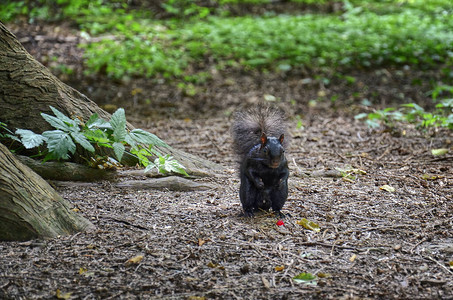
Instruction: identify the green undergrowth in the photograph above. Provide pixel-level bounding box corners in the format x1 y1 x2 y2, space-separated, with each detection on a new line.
355 85 453 130
1 106 188 175
80 2 453 79
2 0 452 80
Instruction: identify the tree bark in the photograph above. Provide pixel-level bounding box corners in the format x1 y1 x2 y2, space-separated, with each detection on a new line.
16 155 116 181
0 143 94 241
0 22 111 134
0 22 222 173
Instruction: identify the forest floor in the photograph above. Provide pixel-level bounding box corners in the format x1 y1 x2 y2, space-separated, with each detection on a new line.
1 22 452 299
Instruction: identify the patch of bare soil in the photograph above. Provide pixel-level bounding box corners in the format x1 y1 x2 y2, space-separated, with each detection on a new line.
1 22 452 299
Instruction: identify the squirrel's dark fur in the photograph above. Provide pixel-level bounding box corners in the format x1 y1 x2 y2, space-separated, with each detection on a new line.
231 105 289 217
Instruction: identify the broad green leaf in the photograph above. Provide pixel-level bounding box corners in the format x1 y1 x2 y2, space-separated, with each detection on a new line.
86 113 112 130
296 218 320 232
144 162 156 173
130 129 168 147
124 132 137 149
110 108 127 142
70 132 95 152
42 130 76 160
431 148 448 156
41 113 70 132
85 113 100 128
365 119 380 129
4 133 21 142
15 129 47 149
83 129 111 144
154 154 188 176
49 106 78 127
293 272 317 285
354 113 368 120
380 184 395 192
113 141 125 162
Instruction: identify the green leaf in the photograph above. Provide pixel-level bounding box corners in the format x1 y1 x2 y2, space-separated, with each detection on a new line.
124 132 137 149
42 130 76 160
293 272 317 285
129 129 168 147
144 162 156 173
49 106 78 127
85 113 99 128
15 129 47 149
70 132 95 152
0 122 15 135
85 113 112 130
110 108 127 142
83 129 111 144
113 141 125 162
4 133 21 142
354 113 368 120
41 113 70 132
431 148 448 156
154 154 188 176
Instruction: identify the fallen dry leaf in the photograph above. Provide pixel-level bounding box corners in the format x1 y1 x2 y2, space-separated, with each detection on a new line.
125 255 144 265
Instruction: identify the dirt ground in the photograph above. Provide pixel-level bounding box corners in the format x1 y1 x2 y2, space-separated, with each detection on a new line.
1 22 453 299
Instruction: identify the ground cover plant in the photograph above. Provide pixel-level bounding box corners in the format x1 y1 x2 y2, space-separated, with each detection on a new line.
3 0 453 79
2 106 187 175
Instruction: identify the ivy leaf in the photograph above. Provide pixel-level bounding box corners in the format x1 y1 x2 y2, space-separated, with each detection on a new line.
42 130 76 160
15 129 47 149
113 141 125 162
70 132 95 153
110 108 127 142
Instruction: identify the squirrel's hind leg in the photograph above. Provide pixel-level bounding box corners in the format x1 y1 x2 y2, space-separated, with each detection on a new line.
270 180 288 217
239 175 260 217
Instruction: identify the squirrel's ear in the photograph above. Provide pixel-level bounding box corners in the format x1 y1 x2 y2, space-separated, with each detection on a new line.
279 134 284 144
260 133 267 147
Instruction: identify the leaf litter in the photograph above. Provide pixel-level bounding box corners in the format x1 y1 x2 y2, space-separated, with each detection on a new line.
0 21 452 300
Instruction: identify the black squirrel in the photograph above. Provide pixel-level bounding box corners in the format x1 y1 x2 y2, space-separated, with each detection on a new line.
231 105 289 217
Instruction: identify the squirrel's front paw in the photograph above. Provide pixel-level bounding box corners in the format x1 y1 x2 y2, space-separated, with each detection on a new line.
255 179 265 189
243 210 255 218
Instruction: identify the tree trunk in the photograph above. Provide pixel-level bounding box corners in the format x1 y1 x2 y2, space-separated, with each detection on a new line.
0 23 111 134
0 143 94 241
16 155 116 181
0 22 222 173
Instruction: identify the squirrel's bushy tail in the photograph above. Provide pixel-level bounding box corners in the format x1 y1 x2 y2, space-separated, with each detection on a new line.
231 104 288 159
